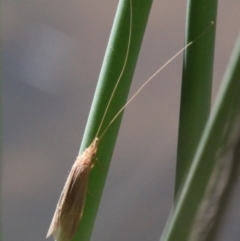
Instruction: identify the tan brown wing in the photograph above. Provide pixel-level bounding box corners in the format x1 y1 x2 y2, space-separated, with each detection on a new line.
46 155 92 241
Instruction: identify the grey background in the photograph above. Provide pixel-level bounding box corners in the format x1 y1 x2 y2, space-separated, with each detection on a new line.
3 0 240 241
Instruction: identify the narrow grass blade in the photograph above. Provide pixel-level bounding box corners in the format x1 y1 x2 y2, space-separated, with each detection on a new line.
175 0 218 195
72 1 153 241
160 30 240 241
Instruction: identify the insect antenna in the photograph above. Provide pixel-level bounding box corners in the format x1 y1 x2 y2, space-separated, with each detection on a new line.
95 0 133 139
98 42 191 140
98 21 214 141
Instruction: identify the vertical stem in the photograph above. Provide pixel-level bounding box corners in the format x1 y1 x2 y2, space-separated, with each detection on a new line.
175 0 218 196
73 1 153 240
160 30 240 241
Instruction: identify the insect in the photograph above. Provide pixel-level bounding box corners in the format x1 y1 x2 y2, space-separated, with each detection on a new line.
46 137 99 241
46 0 212 240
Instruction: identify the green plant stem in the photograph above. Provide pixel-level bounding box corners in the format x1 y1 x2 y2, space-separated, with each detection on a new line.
160 29 240 241
175 0 218 196
72 1 153 241
204 31 240 241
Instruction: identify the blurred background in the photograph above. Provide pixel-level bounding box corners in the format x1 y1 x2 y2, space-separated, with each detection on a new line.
3 0 240 241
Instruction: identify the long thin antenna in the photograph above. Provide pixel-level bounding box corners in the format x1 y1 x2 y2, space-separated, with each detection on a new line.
98 42 192 140
98 21 214 140
95 0 133 138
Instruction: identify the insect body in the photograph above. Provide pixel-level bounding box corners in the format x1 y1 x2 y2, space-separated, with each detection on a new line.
46 138 99 241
